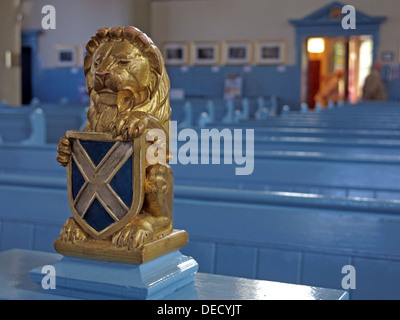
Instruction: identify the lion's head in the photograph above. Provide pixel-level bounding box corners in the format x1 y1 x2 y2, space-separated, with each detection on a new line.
83 26 171 133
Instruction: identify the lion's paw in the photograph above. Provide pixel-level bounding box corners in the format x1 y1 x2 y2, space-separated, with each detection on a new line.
59 217 88 243
111 225 153 250
111 111 148 140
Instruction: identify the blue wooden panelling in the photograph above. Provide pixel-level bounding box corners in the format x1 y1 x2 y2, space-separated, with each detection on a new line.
0 105 86 144
180 240 215 274
171 153 400 200
352 257 400 300
1 179 400 299
0 185 69 227
173 193 400 260
376 191 400 201
166 65 300 109
257 248 301 284
0 114 31 142
301 253 352 290
215 243 258 279
347 189 375 199
37 68 86 104
33 225 61 252
34 65 300 110
0 221 35 251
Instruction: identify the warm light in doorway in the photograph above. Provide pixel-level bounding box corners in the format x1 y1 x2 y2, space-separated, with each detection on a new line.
308 38 325 53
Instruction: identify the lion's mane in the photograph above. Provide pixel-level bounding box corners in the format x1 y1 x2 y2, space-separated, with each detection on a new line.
84 26 171 132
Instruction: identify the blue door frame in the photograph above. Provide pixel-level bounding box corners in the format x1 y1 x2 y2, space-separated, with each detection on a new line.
289 1 386 104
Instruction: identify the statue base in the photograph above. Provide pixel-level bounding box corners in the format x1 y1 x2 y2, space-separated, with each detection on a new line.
54 229 189 265
30 250 198 300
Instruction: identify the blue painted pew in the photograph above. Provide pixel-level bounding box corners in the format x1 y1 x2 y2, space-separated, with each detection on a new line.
281 108 400 119
210 125 400 141
5 107 400 153
175 133 400 156
0 172 399 299
172 151 400 200
0 109 32 143
170 96 277 126
231 103 400 129
2 141 400 200
239 118 400 130
0 98 260 144
251 136 400 155
1 143 400 200
249 101 400 126
325 101 400 110
0 106 87 144
2 100 399 147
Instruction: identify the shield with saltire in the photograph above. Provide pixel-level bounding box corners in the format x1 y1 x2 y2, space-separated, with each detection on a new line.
66 130 145 240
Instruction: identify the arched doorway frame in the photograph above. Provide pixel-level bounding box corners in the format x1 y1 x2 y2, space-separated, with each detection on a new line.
289 1 386 105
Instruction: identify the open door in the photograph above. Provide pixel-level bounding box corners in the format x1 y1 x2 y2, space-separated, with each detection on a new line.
21 46 32 105
290 2 386 109
304 35 373 108
0 0 21 106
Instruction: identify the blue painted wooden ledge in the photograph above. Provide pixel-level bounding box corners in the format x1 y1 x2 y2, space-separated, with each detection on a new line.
0 249 348 300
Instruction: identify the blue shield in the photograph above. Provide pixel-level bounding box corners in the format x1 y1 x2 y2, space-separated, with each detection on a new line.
66 131 145 239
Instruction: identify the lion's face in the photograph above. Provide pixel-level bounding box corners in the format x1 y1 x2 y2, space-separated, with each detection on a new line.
84 27 171 134
89 40 152 107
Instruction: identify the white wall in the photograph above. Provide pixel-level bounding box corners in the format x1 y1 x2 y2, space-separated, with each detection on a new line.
150 0 400 66
0 0 21 105
19 0 400 68
21 0 151 68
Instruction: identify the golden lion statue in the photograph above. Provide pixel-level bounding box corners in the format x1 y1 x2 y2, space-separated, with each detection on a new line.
55 27 179 260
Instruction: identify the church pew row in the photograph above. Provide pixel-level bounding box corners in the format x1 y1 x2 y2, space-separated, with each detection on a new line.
196 111 400 129
239 117 400 130
0 97 266 143
6 120 400 146
173 152 400 200
316 101 400 111
3 128 400 161
281 110 400 120
0 173 400 299
0 107 86 144
207 125 400 140
292 101 400 116
287 102 400 114
171 95 280 122
225 103 400 129
252 136 400 155
1 99 399 144
170 99 400 122
175 133 400 156
3 106 400 149
1 143 400 200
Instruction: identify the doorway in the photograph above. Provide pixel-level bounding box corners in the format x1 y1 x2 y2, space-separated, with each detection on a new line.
21 30 40 105
303 35 373 109
21 46 33 105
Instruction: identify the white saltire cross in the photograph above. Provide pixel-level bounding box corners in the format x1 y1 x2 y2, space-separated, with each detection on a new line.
72 140 133 221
